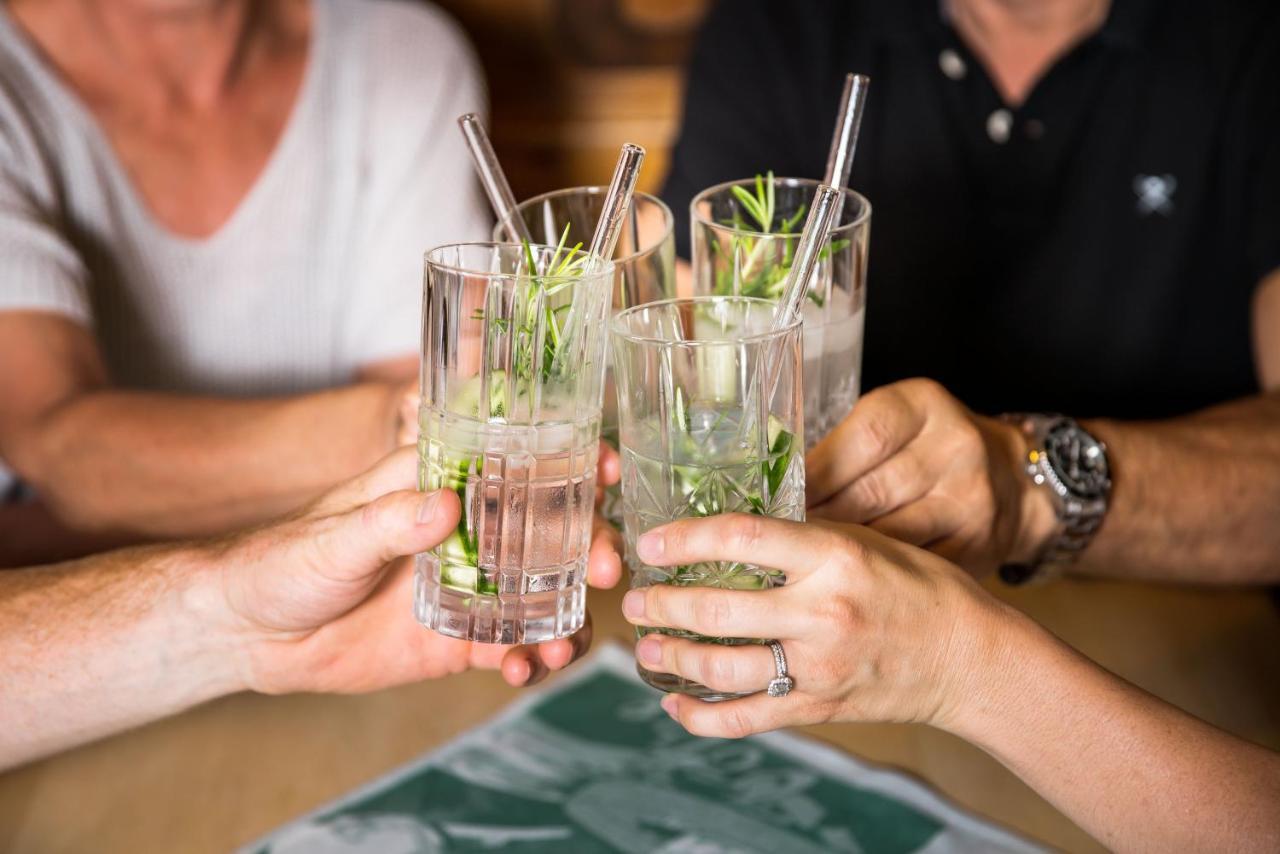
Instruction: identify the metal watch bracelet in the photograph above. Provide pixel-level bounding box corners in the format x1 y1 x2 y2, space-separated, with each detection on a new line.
998 414 1111 585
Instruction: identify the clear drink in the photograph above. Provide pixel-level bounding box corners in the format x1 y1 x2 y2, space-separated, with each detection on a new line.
801 294 866 442
498 188 676 528
415 409 598 644
612 297 805 701
691 176 871 448
416 242 614 644
622 405 802 618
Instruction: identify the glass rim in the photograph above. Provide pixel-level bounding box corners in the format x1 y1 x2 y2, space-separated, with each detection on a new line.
611 295 802 347
424 241 617 283
691 177 871 239
501 187 675 264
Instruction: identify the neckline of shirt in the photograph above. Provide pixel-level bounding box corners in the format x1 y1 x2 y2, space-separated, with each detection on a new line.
874 0 1158 51
0 0 331 253
918 0 1136 119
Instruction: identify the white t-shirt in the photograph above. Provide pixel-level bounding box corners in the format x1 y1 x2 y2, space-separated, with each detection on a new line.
0 0 490 397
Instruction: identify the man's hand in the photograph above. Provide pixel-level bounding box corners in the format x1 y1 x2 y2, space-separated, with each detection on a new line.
806 378 1055 575
212 447 615 695
0 444 623 770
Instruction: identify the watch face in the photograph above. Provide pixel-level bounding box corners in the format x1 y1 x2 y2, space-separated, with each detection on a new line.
1044 422 1110 499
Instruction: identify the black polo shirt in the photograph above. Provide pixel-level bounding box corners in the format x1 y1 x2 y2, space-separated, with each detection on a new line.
662 0 1280 418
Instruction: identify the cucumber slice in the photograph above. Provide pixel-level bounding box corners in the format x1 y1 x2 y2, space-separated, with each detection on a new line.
767 415 788 451
439 564 499 596
448 371 509 419
764 424 795 499
440 564 478 590
426 455 474 493
439 529 474 565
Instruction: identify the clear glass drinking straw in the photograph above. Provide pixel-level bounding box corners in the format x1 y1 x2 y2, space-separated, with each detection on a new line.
552 141 646 379
824 74 871 193
457 113 534 245
744 183 843 446
774 183 844 327
587 143 647 266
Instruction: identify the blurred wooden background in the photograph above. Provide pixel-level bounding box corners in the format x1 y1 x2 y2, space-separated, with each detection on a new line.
432 0 711 197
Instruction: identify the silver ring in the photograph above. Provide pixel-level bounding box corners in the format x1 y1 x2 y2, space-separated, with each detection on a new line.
766 640 794 698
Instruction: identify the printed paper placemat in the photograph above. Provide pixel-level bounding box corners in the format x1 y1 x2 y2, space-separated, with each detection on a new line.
244 643 1040 853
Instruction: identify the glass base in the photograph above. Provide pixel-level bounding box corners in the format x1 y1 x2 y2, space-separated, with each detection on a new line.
636 663 749 702
414 557 586 644
633 628 770 700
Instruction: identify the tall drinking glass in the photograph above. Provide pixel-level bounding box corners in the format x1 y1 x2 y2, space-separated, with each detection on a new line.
499 188 676 523
691 178 871 446
612 296 805 700
416 243 615 644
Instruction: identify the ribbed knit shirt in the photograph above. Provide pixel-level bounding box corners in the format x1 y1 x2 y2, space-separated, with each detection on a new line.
0 0 488 396
0 0 490 495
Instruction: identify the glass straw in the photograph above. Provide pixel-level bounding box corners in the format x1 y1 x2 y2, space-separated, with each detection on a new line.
587 143 646 268
738 183 842 446
773 183 844 327
457 113 534 245
824 74 871 191
548 142 645 376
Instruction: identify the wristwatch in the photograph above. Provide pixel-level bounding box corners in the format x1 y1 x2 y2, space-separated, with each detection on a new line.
998 414 1112 585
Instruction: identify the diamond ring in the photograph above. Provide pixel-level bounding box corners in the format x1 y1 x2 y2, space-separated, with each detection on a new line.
766 640 794 698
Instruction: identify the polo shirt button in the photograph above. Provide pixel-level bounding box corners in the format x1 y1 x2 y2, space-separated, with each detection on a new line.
939 49 967 80
1025 119 1046 139
987 108 1013 144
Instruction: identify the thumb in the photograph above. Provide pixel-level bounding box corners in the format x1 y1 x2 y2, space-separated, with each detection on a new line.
304 487 462 586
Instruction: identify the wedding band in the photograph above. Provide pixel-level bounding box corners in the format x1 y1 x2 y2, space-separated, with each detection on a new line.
766 640 794 698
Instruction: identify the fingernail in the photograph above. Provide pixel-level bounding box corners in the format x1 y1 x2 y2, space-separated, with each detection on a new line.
637 530 664 561
417 490 442 524
514 658 533 685
660 694 678 719
622 590 645 620
635 635 662 665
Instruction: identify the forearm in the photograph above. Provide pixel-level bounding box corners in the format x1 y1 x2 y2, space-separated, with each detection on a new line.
950 605 1280 853
5 384 399 538
1071 393 1280 583
0 546 242 771
0 500 132 568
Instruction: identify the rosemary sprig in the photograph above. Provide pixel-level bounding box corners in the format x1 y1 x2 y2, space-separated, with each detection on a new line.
469 223 592 394
716 171 850 309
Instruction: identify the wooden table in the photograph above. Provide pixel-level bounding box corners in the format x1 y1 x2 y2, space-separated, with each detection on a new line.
2 577 1277 853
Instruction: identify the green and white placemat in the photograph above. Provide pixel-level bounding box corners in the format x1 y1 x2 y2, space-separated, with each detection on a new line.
244 644 1040 853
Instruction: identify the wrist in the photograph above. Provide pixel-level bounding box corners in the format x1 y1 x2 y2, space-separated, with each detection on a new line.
933 592 1045 742
996 419 1058 565
173 543 257 698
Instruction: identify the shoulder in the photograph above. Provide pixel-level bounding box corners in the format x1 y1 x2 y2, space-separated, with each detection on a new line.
1148 0 1280 77
0 22 67 203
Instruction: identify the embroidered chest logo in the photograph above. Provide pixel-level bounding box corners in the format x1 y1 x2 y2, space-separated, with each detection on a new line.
1133 174 1176 216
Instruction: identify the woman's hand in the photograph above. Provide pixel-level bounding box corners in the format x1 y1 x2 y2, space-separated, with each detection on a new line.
214 447 614 695
620 513 1015 738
